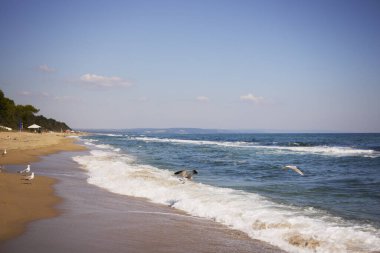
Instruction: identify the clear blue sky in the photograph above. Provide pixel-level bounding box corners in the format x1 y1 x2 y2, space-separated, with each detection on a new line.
1 0 379 132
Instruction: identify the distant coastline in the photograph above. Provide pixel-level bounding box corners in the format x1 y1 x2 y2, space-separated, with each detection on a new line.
76 127 380 135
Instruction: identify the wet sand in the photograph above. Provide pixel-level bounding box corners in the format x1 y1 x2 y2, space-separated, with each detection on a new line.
0 173 60 242
0 152 285 253
0 131 86 242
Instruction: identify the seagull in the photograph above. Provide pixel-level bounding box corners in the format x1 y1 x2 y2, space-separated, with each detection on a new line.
2 149 6 156
174 170 198 180
23 172 34 181
18 164 31 174
283 165 304 176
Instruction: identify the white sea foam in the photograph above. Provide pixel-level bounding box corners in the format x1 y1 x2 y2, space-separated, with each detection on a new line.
131 136 258 148
84 139 120 152
131 137 380 158
73 147 380 253
103 133 123 137
263 145 380 158
66 135 80 138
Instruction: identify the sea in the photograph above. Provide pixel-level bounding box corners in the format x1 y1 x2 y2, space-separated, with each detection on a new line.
73 131 380 253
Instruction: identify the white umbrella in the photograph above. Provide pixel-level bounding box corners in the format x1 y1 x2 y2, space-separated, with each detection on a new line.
28 124 41 129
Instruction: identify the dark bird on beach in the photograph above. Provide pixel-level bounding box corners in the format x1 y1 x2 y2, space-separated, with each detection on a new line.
283 165 304 176
174 170 198 180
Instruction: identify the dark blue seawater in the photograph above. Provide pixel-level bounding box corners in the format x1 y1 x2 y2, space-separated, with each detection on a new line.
82 132 380 228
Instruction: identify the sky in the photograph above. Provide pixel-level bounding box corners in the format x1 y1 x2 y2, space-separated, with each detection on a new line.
1 0 379 132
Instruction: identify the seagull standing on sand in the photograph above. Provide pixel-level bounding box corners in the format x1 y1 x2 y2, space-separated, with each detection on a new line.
174 170 198 180
23 172 34 181
18 164 31 174
283 165 304 176
2 149 6 156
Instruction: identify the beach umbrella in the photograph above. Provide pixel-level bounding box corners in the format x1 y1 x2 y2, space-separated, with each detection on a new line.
27 124 41 129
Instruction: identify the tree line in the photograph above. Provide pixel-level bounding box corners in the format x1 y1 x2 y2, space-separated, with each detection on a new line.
0 89 71 132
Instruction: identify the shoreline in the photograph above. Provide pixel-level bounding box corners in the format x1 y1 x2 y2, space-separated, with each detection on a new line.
0 173 60 242
0 132 285 252
0 131 86 243
0 151 285 253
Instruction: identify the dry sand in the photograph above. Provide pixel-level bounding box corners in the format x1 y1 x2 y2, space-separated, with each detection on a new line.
0 131 86 242
0 132 86 165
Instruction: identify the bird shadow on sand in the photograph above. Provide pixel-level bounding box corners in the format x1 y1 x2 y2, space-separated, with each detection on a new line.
20 179 33 184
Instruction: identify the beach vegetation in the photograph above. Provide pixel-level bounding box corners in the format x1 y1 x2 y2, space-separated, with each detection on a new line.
0 89 70 131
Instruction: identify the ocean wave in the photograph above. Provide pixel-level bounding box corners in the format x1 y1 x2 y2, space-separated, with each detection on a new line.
260 145 380 158
131 136 258 147
287 142 315 147
103 133 124 137
66 135 80 138
83 139 120 152
91 133 124 137
131 137 380 158
73 148 380 253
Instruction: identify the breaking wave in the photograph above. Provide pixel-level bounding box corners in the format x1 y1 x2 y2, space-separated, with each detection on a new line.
131 137 380 158
73 145 380 253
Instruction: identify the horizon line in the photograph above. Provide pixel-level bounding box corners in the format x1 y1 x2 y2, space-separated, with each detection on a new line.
72 127 380 134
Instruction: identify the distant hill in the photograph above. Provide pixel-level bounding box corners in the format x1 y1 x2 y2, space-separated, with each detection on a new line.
81 128 267 135
0 89 71 132
122 128 234 135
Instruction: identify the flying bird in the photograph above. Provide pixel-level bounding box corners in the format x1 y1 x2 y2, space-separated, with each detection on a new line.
283 165 304 176
174 170 198 180
18 164 31 174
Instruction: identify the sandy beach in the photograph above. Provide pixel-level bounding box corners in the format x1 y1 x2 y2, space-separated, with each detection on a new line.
0 132 86 165
0 131 285 252
0 152 285 253
0 173 60 242
0 131 86 242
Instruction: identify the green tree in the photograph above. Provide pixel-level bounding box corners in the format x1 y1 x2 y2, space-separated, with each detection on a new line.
0 90 17 128
0 89 71 131
15 104 40 127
